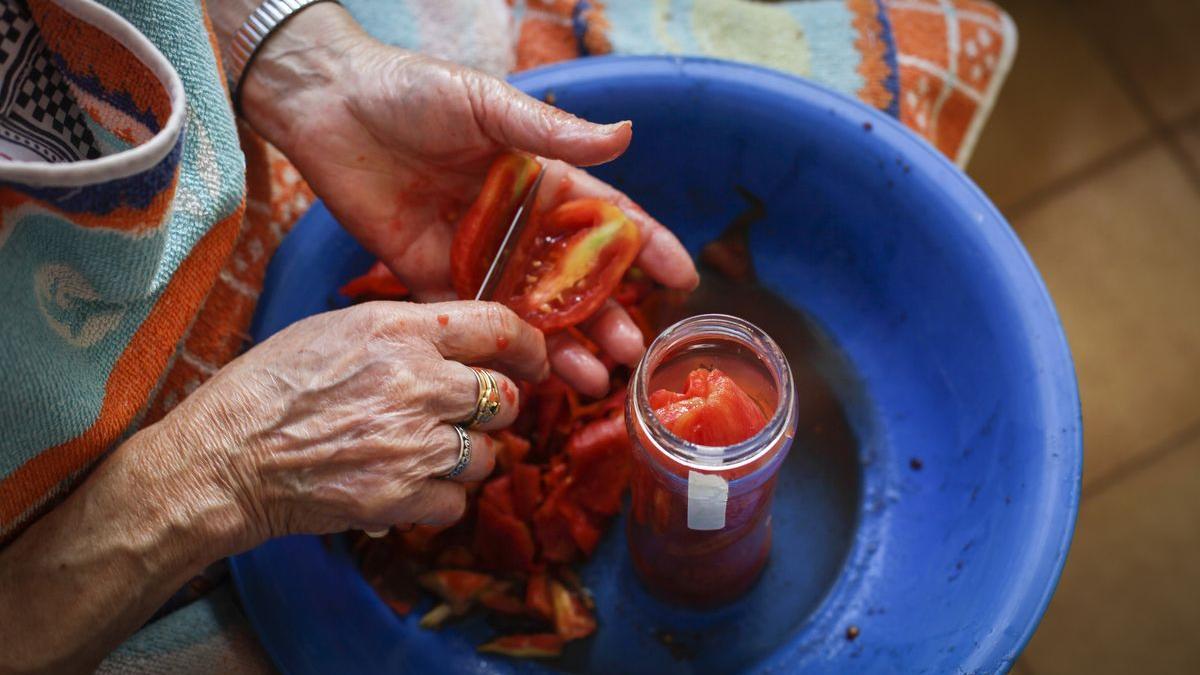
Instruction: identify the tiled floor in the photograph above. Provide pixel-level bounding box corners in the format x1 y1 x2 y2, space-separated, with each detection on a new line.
967 1 1200 673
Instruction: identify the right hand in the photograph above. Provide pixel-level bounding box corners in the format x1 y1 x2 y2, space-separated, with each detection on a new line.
158 301 547 546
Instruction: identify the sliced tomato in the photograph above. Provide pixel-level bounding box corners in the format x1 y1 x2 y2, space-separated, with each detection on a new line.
478 633 565 658
499 199 641 332
511 463 543 522
495 430 531 470
480 475 515 515
565 415 631 516
434 545 475 570
478 581 527 615
451 152 543 298
525 572 554 620
418 570 494 613
650 368 770 446
475 498 536 573
339 261 409 301
532 484 579 564
550 580 597 640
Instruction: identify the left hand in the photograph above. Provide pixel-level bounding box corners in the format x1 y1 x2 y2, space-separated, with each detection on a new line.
238 3 698 397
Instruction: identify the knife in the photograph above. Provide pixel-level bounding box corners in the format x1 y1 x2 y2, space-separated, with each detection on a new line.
475 168 545 301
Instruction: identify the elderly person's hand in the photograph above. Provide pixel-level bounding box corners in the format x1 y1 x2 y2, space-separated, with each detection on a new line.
178 301 543 538
234 3 698 397
0 300 541 672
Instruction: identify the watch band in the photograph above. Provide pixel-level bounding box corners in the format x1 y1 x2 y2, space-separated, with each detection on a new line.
226 0 338 110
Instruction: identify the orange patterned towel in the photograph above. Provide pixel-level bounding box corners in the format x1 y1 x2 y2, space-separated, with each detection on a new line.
342 0 1016 167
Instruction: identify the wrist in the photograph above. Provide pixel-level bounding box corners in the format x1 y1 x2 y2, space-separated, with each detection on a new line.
119 421 259 565
236 1 364 149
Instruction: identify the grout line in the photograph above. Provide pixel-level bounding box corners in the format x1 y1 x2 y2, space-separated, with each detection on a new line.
1083 417 1200 501
1057 0 1200 195
1000 134 1157 221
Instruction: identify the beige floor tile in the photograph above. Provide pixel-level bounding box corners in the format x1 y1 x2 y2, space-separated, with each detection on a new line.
1179 118 1200 166
1021 436 1200 674
1013 144 1200 484
1066 0 1200 123
967 0 1149 209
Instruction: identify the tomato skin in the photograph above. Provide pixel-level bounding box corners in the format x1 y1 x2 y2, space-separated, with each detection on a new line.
478 633 565 658
650 368 769 446
565 415 631 516
417 570 494 613
339 261 409 300
502 199 641 333
450 152 543 299
475 498 537 573
524 572 554 620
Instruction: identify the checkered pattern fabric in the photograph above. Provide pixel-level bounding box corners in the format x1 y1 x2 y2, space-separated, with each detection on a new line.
0 0 99 162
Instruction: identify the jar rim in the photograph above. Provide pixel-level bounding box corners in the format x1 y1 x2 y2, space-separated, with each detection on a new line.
630 313 796 470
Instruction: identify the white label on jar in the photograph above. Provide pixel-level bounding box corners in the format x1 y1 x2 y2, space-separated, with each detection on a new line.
687 471 729 530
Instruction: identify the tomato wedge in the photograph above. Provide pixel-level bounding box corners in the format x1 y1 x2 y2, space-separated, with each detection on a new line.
451 152 543 299
478 633 565 658
498 199 640 332
650 368 770 446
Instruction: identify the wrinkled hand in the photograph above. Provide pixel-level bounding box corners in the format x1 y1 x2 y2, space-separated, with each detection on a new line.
239 4 698 396
163 301 545 541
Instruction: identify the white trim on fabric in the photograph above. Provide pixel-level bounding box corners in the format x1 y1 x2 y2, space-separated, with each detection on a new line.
957 8 1017 167
0 0 186 187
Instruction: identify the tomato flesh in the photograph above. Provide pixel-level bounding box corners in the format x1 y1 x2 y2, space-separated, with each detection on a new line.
478 633 565 658
650 368 769 446
450 152 543 299
501 199 640 332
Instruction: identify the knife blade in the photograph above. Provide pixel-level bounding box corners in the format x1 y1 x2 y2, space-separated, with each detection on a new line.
474 169 545 301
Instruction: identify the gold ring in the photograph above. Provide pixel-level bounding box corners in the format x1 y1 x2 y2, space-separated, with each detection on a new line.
462 367 501 427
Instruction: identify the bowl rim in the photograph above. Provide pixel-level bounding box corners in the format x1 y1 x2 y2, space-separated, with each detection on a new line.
233 54 1083 672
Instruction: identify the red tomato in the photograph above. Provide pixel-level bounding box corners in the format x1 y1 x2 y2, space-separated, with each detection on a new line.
498 199 641 332
650 368 770 446
478 633 565 658
417 570 494 613
475 499 536 573
524 572 554 620
339 261 409 300
450 152 543 299
511 463 543 522
565 416 631 516
478 581 526 615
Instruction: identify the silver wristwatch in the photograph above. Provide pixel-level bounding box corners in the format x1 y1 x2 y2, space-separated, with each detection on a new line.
225 0 339 109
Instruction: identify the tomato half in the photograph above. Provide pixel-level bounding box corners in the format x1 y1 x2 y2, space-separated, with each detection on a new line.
498 199 640 332
650 368 770 446
450 152 543 299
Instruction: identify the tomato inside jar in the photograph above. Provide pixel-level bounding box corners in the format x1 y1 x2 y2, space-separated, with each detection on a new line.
625 314 797 607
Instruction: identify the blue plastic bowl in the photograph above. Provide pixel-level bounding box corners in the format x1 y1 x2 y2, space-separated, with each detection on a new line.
231 56 1081 674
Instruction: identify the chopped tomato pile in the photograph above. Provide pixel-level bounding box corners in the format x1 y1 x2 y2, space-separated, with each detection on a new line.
347 153 657 659
353 332 643 658
650 368 769 446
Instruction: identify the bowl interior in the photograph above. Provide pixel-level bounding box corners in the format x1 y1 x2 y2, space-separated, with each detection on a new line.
232 56 1081 674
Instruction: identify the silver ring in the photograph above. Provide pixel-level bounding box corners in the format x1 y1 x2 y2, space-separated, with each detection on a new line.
442 425 472 479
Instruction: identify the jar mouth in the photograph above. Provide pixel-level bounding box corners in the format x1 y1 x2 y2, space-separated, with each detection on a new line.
631 313 796 471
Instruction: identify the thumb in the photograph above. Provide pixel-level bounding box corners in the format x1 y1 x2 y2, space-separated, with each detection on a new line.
470 74 632 167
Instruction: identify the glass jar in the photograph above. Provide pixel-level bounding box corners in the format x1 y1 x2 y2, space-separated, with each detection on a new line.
625 314 797 607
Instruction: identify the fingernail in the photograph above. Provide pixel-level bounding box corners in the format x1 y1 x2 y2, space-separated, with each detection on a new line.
601 120 631 135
